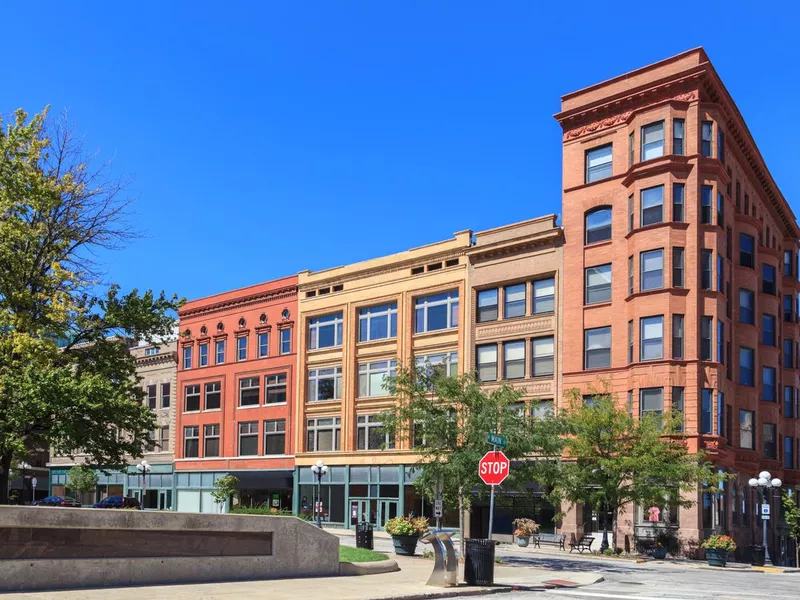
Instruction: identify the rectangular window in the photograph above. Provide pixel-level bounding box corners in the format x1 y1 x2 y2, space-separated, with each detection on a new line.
476 290 498 323
739 346 755 386
585 326 611 369
717 321 724 364
739 410 755 449
673 119 684 155
306 417 341 452
672 387 684 432
718 129 725 163
640 387 664 417
258 332 269 358
215 340 225 364
701 185 713 224
265 373 287 404
204 424 220 458
531 399 554 420
718 192 725 226
415 291 458 333
672 183 684 222
416 352 458 380
786 437 795 469
785 339 794 369
145 347 159 357
504 283 526 318
532 278 555 314
701 316 713 360
585 144 612 183
161 382 171 408
183 346 192 370
476 344 498 382
308 366 343 402
672 315 684 360
763 367 776 402
701 250 713 290
358 360 397 397
264 419 286 455
739 234 755 268
238 421 259 456
628 256 634 295
359 302 398 341
701 121 713 157
762 264 776 295
701 389 713 434
785 250 793 277
199 343 209 367
672 247 684 288
629 131 634 166
504 341 526 379
184 384 200 412
717 255 724 292
586 207 612 243
727 226 732 260
785 386 795 418
641 121 664 160
740 289 755 324
763 423 777 459
628 194 634 232
146 384 157 409
239 376 260 406
532 336 554 377
585 264 612 304
184 426 199 458
763 313 776 346
309 312 344 349
205 381 221 410
640 315 664 361
640 249 663 291
628 320 633 364
237 336 247 361
280 328 291 354
785 295 794 322
160 426 170 452
641 185 664 226
357 415 394 451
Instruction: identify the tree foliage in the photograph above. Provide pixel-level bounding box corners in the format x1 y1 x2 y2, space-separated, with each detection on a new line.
782 492 800 567
0 107 182 503
548 388 725 546
211 474 239 511
66 464 99 495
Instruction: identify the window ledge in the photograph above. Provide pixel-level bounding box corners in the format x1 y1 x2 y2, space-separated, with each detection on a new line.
357 337 398 347
182 410 201 415
308 345 344 354
203 408 222 413
237 404 262 410
624 221 690 239
626 287 689 301
584 301 612 309
264 402 288 407
584 239 612 250
306 399 342 406
413 327 458 338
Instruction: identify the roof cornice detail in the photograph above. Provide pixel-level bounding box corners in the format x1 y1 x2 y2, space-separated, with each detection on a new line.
179 286 297 318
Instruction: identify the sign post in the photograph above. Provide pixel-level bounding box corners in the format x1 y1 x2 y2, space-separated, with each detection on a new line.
479 447 510 541
31 477 37 503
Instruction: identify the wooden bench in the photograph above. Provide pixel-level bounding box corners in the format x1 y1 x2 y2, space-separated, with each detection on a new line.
569 535 595 554
533 532 566 551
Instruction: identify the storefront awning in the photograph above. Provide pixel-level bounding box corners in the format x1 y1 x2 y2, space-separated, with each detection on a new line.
228 470 293 490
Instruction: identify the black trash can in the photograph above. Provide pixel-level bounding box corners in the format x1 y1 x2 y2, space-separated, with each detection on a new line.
356 521 374 550
751 545 765 567
464 538 496 586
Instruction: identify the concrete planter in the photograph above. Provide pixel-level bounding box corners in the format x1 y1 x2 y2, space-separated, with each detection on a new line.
391 534 419 556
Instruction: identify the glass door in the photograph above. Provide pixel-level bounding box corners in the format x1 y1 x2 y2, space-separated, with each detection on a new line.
158 490 172 510
379 500 398 528
350 500 369 526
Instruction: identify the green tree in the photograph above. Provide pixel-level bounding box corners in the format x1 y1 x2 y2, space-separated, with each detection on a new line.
379 365 561 556
782 492 800 567
0 108 181 503
66 464 99 499
550 388 724 550
211 474 239 512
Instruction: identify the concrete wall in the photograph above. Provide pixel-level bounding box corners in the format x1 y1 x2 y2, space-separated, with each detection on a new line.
0 506 339 592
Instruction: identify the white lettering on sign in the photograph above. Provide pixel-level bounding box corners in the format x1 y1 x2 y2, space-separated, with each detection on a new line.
480 462 509 475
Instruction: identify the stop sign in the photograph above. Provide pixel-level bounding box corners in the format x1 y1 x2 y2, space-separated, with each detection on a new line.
479 451 510 486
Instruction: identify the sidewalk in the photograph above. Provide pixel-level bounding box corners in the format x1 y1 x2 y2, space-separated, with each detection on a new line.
1 553 603 600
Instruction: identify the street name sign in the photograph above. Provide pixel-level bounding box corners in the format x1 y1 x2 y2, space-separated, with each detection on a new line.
486 432 507 448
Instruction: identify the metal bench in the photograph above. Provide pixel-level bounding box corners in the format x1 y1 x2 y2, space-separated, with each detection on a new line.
533 532 566 551
569 535 595 554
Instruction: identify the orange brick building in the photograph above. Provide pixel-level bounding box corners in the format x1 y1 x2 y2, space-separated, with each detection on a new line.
555 48 799 555
174 276 297 512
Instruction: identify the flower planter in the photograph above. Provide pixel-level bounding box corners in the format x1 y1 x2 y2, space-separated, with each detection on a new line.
392 534 419 556
650 547 667 560
516 536 530 548
705 548 727 567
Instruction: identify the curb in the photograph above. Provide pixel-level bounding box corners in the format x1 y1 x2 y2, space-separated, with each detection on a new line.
340 558 400 576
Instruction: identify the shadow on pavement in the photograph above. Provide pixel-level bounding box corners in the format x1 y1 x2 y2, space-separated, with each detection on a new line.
500 554 646 574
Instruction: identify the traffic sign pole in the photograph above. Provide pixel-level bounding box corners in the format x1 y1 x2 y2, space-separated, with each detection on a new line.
479 447 510 541
488 445 496 541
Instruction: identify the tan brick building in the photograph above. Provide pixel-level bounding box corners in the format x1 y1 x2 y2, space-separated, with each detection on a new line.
555 48 800 557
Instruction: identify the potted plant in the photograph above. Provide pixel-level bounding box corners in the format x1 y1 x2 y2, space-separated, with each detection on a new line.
650 541 667 560
701 534 736 567
385 516 429 556
513 518 539 547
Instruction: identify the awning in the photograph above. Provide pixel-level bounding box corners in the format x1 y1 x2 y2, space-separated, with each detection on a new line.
228 470 293 490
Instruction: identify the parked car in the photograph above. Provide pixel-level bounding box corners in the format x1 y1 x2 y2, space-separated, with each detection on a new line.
92 495 141 509
34 495 82 507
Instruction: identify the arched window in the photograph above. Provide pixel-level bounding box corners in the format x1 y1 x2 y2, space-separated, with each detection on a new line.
585 206 612 244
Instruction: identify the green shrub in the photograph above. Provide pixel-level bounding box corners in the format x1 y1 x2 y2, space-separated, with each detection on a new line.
229 507 312 521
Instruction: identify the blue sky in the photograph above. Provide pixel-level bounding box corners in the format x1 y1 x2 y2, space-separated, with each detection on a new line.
4 1 798 301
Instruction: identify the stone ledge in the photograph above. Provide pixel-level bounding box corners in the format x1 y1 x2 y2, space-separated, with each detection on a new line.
340 558 400 576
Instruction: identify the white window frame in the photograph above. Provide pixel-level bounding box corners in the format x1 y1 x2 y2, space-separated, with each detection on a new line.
309 313 345 349
215 339 225 364
357 414 394 450
358 303 398 342
640 315 664 361
204 381 221 410
239 376 260 407
504 340 526 380
258 332 269 358
238 421 259 457
184 384 200 413
264 419 286 455
280 328 291 354
358 360 397 398
640 249 664 291
308 366 343 402
265 373 287 404
183 425 199 458
532 278 555 314
306 417 341 452
532 336 554 377
236 336 248 361
414 291 459 333
203 424 220 457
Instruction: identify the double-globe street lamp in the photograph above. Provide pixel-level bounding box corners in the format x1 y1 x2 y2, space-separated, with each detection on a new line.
18 461 32 505
748 471 782 565
136 459 151 508
310 460 328 529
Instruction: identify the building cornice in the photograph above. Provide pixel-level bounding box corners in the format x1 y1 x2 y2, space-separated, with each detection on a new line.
134 351 178 367
467 229 562 263
179 285 298 318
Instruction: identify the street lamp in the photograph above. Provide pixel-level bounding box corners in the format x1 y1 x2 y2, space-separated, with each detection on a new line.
136 460 151 508
18 462 31 505
310 460 328 529
749 470 782 565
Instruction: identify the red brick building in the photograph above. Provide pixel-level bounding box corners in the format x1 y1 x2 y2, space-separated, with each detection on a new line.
174 276 297 512
555 48 799 557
